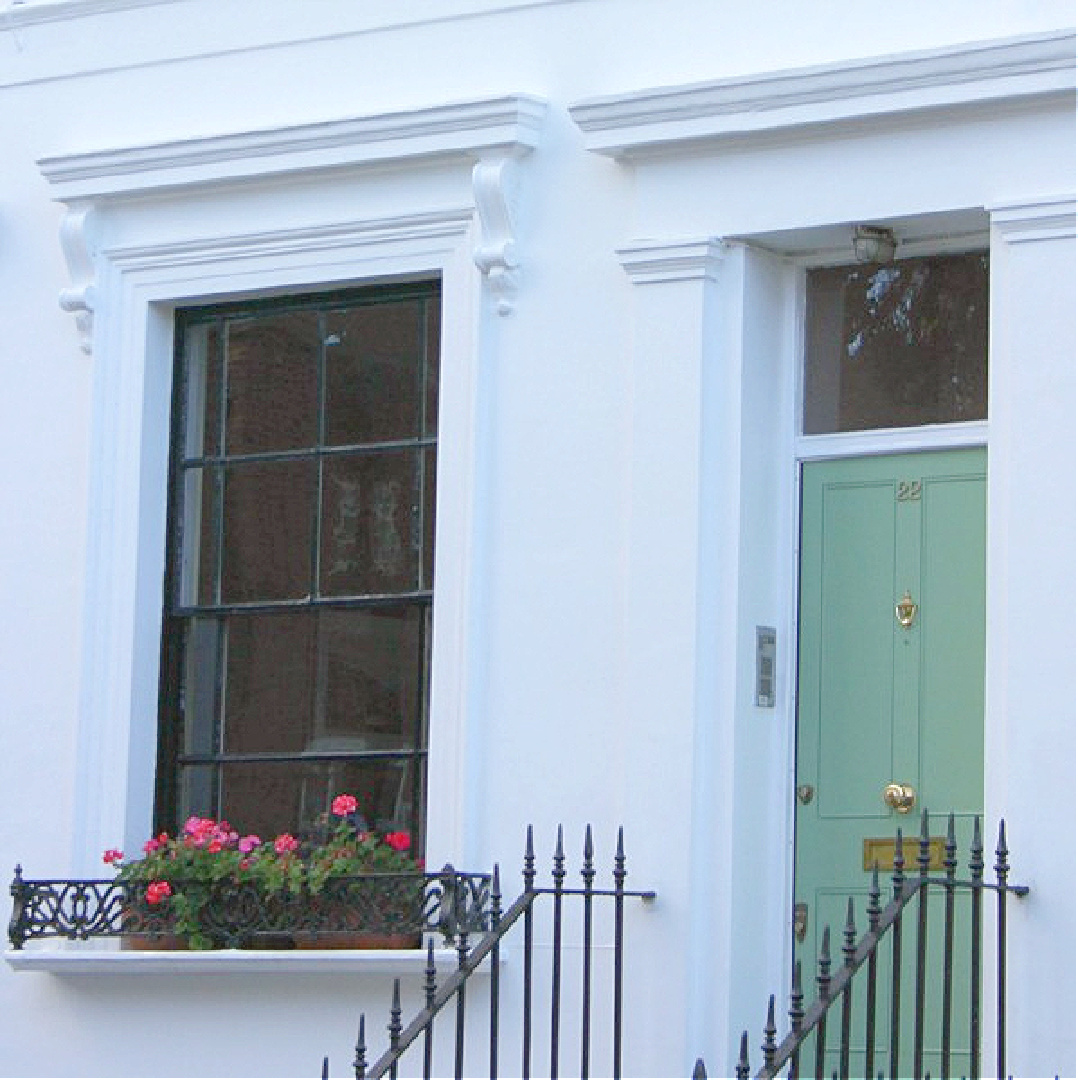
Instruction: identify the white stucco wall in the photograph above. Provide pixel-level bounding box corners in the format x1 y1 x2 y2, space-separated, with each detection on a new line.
0 2 1073 1076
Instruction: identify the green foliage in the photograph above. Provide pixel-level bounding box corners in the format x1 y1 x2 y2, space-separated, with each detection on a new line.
108 796 421 948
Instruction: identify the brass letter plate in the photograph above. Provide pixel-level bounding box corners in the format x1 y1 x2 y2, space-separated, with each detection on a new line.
863 836 946 872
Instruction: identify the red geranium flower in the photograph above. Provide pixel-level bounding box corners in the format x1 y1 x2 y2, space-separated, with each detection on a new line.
384 831 411 853
145 881 172 905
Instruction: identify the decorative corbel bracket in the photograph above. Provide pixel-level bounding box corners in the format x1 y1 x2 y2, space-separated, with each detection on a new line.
58 205 98 354
472 158 520 316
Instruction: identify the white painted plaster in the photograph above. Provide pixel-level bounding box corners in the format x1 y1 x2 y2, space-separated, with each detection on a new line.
0 4 1073 1076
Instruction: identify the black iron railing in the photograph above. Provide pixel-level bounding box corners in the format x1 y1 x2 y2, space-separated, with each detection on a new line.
8 867 491 949
713 812 1026 1080
323 825 655 1080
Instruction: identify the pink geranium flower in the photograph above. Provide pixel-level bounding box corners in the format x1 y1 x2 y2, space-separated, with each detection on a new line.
102 848 124 866
274 833 299 855
238 835 261 854
331 793 358 817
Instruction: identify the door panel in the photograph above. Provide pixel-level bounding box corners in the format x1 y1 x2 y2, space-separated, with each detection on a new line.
795 448 986 1074
919 473 986 814
815 477 897 820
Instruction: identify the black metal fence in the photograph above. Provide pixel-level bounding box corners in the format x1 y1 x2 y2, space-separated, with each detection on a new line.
323 825 655 1080
718 813 1026 1080
8 867 491 949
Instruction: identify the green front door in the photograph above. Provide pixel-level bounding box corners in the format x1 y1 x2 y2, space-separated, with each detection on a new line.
794 448 986 1075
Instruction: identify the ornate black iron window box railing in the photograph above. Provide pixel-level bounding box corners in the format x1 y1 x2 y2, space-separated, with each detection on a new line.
8 866 491 951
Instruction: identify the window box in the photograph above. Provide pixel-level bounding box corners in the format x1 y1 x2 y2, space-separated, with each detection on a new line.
8 867 490 952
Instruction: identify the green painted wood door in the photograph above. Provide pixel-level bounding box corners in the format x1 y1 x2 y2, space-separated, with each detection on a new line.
795 448 986 1075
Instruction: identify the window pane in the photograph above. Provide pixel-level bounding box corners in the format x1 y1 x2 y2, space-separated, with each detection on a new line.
219 607 426 755
310 607 427 751
803 253 988 434
177 466 221 607
209 758 423 843
181 322 222 459
422 447 436 591
225 312 319 454
180 617 222 756
221 459 315 602
424 297 440 439
221 612 315 755
320 450 421 596
178 764 217 830
324 300 424 445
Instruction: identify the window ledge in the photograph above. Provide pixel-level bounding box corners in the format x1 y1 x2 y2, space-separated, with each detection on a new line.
4 946 493 976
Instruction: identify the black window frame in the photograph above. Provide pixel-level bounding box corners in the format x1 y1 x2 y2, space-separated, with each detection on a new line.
154 279 441 848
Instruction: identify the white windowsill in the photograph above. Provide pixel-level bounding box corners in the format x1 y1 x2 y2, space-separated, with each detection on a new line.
4 946 495 976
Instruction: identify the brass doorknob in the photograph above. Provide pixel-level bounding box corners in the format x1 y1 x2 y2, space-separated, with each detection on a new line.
883 782 916 813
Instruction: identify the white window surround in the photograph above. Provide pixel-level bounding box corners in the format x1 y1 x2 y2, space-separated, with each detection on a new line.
40 93 546 880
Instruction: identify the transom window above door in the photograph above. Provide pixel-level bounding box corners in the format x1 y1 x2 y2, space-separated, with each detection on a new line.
803 252 988 435
156 281 441 851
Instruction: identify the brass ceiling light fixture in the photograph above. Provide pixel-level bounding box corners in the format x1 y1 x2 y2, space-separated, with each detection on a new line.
852 224 897 264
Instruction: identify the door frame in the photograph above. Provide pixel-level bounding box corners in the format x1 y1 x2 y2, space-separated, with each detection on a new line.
783 251 991 988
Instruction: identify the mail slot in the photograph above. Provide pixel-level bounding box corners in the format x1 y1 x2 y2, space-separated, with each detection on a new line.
863 836 946 872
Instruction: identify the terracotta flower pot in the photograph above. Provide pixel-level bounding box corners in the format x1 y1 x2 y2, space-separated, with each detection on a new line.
291 930 421 950
121 932 190 951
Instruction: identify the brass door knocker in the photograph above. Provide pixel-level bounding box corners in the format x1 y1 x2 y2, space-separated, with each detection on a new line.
895 591 918 629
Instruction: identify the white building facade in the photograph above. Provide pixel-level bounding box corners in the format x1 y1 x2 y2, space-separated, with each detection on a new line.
0 2 1073 1076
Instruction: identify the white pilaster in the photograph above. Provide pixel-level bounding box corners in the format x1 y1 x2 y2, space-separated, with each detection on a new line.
985 195 1076 1078
619 237 788 1070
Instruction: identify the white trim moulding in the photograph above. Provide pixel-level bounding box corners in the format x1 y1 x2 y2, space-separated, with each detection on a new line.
38 94 548 201
1 0 181 26
617 238 726 285
569 30 1076 159
989 195 1077 243
795 421 990 463
3 0 581 29
4 947 496 976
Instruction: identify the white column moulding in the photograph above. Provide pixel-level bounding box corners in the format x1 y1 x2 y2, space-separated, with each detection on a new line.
35 92 547 875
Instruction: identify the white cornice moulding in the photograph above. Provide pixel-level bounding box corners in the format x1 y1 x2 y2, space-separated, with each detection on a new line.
570 30 1076 159
5 0 579 30
618 238 726 285
37 95 547 201
989 195 1077 243
38 94 547 348
3 0 181 25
